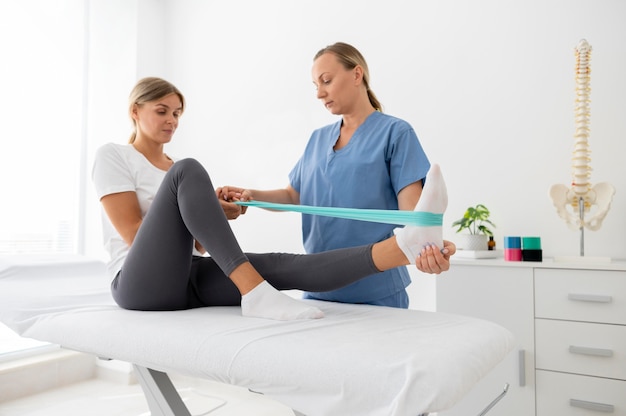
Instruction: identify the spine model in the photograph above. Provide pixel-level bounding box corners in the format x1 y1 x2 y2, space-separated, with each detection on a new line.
571 39 592 201
549 39 615 232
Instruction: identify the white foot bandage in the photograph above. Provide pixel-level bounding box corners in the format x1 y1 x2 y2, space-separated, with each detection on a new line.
241 281 324 320
396 164 448 264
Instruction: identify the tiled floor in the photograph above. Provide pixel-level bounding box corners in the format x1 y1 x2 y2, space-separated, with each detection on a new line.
0 373 296 416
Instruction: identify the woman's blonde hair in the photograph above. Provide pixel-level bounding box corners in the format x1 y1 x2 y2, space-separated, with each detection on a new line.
314 42 382 112
128 77 186 143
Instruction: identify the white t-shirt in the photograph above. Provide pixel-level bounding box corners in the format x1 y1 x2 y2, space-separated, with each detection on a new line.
92 143 195 280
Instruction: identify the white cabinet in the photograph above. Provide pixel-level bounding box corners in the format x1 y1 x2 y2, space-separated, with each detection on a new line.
434 259 626 416
535 371 625 415
534 267 626 416
436 262 535 416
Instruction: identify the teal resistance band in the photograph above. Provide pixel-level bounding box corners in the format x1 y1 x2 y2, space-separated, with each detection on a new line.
235 201 443 227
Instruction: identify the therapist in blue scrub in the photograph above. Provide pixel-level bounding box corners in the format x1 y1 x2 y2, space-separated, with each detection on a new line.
218 42 454 308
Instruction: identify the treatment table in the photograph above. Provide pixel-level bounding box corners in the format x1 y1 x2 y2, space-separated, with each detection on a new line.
0 255 514 415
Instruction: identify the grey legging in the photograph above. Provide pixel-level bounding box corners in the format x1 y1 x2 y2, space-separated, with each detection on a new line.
112 158 380 311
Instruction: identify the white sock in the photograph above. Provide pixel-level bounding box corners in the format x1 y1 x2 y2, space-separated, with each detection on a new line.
396 163 448 264
241 281 324 321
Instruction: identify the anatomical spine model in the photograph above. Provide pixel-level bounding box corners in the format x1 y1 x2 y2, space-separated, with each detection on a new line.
550 39 615 240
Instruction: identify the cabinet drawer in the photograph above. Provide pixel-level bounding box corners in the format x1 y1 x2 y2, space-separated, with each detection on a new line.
536 319 626 380
537 370 626 415
535 268 626 324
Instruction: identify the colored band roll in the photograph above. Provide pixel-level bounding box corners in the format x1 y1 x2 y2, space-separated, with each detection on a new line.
522 237 541 250
503 236 521 249
522 249 543 262
505 248 522 261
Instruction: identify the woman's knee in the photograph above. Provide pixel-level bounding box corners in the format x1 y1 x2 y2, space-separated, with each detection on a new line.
172 158 204 175
167 158 213 187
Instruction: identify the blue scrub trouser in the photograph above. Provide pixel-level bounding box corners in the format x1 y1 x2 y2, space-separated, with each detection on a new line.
304 289 409 308
368 290 409 308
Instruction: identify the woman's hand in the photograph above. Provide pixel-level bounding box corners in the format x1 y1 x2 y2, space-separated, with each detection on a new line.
219 199 244 219
194 240 206 254
415 240 456 274
216 186 252 215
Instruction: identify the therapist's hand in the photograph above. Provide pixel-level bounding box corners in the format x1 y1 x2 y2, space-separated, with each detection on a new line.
415 240 456 274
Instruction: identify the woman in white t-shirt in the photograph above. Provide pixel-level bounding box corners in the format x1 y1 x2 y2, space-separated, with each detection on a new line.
92 77 452 321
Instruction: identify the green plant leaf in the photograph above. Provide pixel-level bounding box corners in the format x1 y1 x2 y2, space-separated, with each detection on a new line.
451 204 496 235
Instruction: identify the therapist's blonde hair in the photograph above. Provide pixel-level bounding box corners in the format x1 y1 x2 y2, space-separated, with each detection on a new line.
128 77 186 144
314 42 383 112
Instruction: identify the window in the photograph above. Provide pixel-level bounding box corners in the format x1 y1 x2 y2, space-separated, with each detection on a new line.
0 0 87 359
0 323 58 363
0 0 87 255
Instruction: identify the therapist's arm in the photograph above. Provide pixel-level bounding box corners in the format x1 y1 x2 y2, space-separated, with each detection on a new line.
216 185 300 206
397 182 423 210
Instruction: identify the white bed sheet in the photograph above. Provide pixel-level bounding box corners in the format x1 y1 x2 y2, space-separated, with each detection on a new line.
0 256 514 416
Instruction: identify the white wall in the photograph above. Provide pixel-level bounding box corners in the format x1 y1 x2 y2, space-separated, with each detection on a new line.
85 0 170 259
161 0 626 256
86 0 626 307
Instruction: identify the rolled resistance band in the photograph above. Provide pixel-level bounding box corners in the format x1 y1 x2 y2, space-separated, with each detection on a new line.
235 200 443 227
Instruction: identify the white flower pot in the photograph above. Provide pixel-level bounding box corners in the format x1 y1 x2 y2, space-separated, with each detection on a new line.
456 234 489 251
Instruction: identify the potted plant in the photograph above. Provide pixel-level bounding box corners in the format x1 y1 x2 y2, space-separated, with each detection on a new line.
451 204 496 250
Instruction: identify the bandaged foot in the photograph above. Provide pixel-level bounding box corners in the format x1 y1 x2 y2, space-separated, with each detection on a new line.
396 164 448 264
241 281 324 320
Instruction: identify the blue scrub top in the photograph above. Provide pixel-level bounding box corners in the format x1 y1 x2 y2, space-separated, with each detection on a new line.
289 111 430 304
